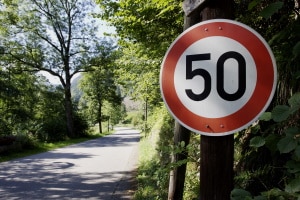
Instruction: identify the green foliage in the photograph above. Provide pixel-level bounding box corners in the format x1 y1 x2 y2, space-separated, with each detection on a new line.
293 42 300 57
0 68 41 136
114 42 162 105
231 188 252 200
250 136 266 148
95 0 183 106
233 0 300 199
39 118 67 142
127 111 144 128
237 0 299 70
154 105 175 164
73 112 90 137
0 134 36 155
95 0 298 199
0 66 89 143
0 0 105 137
183 162 200 200
34 85 68 142
96 0 183 57
268 92 300 122
79 39 122 133
14 133 37 150
0 133 106 163
277 134 297 154
0 0 101 77
134 106 172 199
271 105 291 122
234 92 300 199
260 1 284 19
134 105 200 199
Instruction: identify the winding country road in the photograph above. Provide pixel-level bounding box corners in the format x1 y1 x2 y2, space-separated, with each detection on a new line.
0 127 140 199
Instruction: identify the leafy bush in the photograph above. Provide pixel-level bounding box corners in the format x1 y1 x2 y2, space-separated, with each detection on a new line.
233 92 300 199
0 119 12 136
232 1 300 199
73 112 90 137
37 111 89 142
135 105 200 199
0 133 37 154
123 111 144 128
0 135 15 145
15 133 37 149
39 117 67 142
134 105 172 199
184 162 200 200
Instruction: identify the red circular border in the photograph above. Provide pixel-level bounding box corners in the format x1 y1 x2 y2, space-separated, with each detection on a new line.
160 20 276 135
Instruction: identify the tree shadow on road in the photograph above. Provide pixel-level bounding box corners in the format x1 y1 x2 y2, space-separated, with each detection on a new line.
0 160 136 199
0 128 140 199
70 129 140 148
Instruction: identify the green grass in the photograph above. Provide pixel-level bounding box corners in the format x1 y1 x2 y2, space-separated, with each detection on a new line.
134 134 160 199
0 132 111 163
133 130 169 200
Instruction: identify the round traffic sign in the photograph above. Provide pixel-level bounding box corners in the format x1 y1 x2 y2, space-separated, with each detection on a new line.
160 19 277 136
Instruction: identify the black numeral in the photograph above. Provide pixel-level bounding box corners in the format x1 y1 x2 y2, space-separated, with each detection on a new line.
217 51 246 101
185 51 246 101
186 54 211 101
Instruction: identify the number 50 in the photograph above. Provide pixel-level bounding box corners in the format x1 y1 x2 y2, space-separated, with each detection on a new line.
185 51 246 101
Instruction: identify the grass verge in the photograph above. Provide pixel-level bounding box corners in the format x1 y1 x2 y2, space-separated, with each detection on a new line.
134 132 162 199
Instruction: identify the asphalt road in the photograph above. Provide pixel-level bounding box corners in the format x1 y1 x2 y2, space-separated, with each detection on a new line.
0 127 140 200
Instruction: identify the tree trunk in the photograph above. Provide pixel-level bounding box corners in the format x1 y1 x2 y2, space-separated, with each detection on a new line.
65 78 75 138
98 103 103 134
107 117 110 132
98 120 102 134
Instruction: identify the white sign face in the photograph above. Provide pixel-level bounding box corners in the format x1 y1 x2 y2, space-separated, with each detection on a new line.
175 36 257 118
160 19 277 136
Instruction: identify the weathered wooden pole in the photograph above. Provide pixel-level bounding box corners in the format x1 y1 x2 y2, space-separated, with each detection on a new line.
200 136 234 199
167 3 206 199
199 1 234 199
168 123 190 200
168 1 234 199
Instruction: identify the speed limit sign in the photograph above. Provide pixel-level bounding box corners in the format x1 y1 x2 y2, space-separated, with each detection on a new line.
160 19 277 136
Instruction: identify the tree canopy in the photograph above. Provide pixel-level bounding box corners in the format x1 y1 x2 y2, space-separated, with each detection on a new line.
79 39 122 133
0 0 105 137
96 0 183 57
96 0 184 105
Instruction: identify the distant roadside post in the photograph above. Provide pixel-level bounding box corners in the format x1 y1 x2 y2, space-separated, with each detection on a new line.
160 0 277 199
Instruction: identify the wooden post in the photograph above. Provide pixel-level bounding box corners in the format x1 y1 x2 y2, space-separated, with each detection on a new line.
167 5 203 200
200 135 234 199
199 1 234 199
168 1 234 199
168 122 191 200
